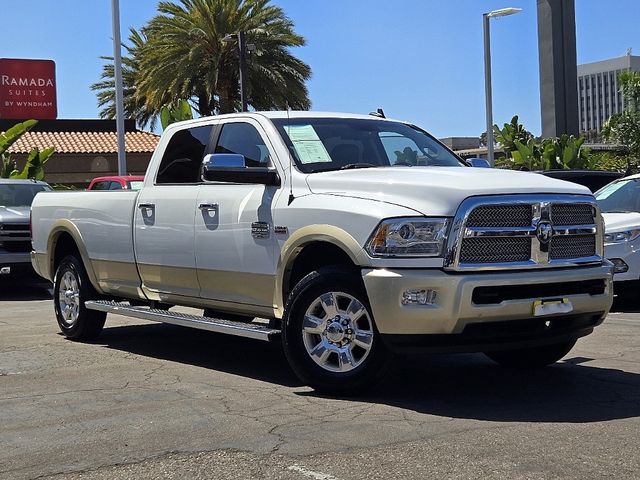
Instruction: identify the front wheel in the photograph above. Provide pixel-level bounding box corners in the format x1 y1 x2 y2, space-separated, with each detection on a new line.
54 255 106 341
484 339 577 368
282 267 389 394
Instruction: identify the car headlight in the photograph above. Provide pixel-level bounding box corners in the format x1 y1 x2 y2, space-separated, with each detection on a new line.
604 229 640 243
366 217 450 257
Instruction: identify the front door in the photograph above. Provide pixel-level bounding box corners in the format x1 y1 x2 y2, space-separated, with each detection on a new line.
195 120 281 307
134 124 214 298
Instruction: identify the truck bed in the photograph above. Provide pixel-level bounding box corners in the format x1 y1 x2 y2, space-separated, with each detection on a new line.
31 190 140 293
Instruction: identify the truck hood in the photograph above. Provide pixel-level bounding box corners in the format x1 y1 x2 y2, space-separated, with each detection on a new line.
0 206 30 224
601 212 640 232
305 167 592 216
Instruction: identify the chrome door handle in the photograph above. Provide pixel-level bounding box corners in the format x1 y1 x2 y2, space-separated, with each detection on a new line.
138 203 155 209
198 203 219 211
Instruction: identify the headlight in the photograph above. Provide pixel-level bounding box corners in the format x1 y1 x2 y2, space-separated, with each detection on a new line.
604 229 640 243
366 217 450 257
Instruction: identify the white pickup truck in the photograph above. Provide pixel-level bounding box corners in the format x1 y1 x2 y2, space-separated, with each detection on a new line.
31 112 614 393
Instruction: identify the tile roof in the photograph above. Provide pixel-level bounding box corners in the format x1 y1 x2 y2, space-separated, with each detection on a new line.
6 130 159 154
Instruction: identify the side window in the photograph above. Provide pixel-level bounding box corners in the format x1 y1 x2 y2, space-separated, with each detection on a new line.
109 181 123 190
378 132 423 165
378 131 448 166
91 181 109 190
215 122 270 168
156 125 213 184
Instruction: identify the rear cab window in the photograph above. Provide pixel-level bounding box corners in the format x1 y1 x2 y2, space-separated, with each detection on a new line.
156 125 214 184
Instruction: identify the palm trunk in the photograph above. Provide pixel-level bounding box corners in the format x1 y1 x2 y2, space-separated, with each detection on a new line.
198 93 213 116
218 83 235 114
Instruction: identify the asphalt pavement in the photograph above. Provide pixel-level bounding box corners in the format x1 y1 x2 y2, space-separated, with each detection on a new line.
1 283 639 479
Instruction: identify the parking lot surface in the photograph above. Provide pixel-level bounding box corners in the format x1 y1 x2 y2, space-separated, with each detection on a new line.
1 285 639 479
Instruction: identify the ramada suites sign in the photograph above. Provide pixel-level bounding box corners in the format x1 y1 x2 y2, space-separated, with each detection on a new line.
0 58 57 119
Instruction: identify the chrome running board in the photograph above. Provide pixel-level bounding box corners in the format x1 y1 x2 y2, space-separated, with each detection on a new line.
85 300 280 342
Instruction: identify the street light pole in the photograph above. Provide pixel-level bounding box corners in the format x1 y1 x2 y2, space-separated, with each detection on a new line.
237 31 248 112
111 0 126 175
483 7 523 166
223 32 249 112
483 13 494 166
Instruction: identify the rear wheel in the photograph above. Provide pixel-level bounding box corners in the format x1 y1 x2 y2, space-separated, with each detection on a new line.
282 267 389 394
54 255 106 341
484 339 577 368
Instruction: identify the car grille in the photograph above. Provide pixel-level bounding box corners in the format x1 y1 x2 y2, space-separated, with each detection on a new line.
550 204 595 226
0 223 31 253
460 237 531 263
549 235 596 260
445 196 602 270
466 204 532 227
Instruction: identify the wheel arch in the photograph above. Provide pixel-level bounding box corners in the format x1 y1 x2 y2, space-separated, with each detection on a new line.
275 225 369 318
47 220 103 294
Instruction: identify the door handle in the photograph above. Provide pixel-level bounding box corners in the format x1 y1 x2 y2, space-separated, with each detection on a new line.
138 203 155 209
198 203 219 211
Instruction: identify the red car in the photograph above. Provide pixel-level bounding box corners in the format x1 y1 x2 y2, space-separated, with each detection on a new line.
87 176 145 191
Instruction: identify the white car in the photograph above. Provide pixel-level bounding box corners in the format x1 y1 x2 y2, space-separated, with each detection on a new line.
30 112 614 393
596 174 640 296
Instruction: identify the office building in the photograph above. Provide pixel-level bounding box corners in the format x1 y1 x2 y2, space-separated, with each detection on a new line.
577 53 640 134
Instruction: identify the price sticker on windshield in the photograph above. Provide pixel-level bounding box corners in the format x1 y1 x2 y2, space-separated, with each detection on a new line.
287 124 333 164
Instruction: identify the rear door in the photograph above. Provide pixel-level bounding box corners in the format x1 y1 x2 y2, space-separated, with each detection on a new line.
134 124 214 297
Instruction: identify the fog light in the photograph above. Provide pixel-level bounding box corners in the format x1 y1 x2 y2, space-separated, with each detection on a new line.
402 289 437 305
610 258 629 273
0 266 10 275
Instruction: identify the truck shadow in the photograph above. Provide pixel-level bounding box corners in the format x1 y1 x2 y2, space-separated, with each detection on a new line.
352 353 640 423
0 281 52 301
98 323 640 424
610 296 640 313
97 323 301 387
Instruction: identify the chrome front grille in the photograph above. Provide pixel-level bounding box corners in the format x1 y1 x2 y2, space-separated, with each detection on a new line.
459 237 531 263
466 204 532 227
549 235 596 260
550 204 595 226
0 222 31 253
444 195 603 271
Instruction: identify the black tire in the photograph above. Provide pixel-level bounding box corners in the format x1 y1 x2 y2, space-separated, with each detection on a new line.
53 255 106 341
484 339 577 368
282 266 389 395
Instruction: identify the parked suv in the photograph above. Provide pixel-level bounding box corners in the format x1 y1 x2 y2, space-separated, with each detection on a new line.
1 179 51 278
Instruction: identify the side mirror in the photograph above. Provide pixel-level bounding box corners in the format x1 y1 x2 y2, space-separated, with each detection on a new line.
467 157 491 168
201 153 280 186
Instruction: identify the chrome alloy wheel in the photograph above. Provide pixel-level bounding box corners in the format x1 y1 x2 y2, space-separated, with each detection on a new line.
58 270 80 326
302 291 374 373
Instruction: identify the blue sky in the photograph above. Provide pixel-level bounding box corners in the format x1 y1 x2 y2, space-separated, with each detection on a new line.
2 0 638 137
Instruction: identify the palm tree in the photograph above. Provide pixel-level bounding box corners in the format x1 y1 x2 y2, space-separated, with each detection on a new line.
93 0 311 124
91 29 161 129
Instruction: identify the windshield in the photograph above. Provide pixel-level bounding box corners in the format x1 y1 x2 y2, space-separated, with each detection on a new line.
273 118 465 173
595 178 640 213
0 183 50 207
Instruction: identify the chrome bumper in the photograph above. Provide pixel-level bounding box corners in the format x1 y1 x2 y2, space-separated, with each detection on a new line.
362 263 614 335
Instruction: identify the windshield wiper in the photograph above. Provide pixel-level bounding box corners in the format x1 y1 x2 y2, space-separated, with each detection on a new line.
340 163 376 170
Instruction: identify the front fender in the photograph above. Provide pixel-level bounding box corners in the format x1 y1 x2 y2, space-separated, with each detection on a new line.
273 224 371 317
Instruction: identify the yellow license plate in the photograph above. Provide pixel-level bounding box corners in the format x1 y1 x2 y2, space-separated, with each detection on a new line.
532 298 573 316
